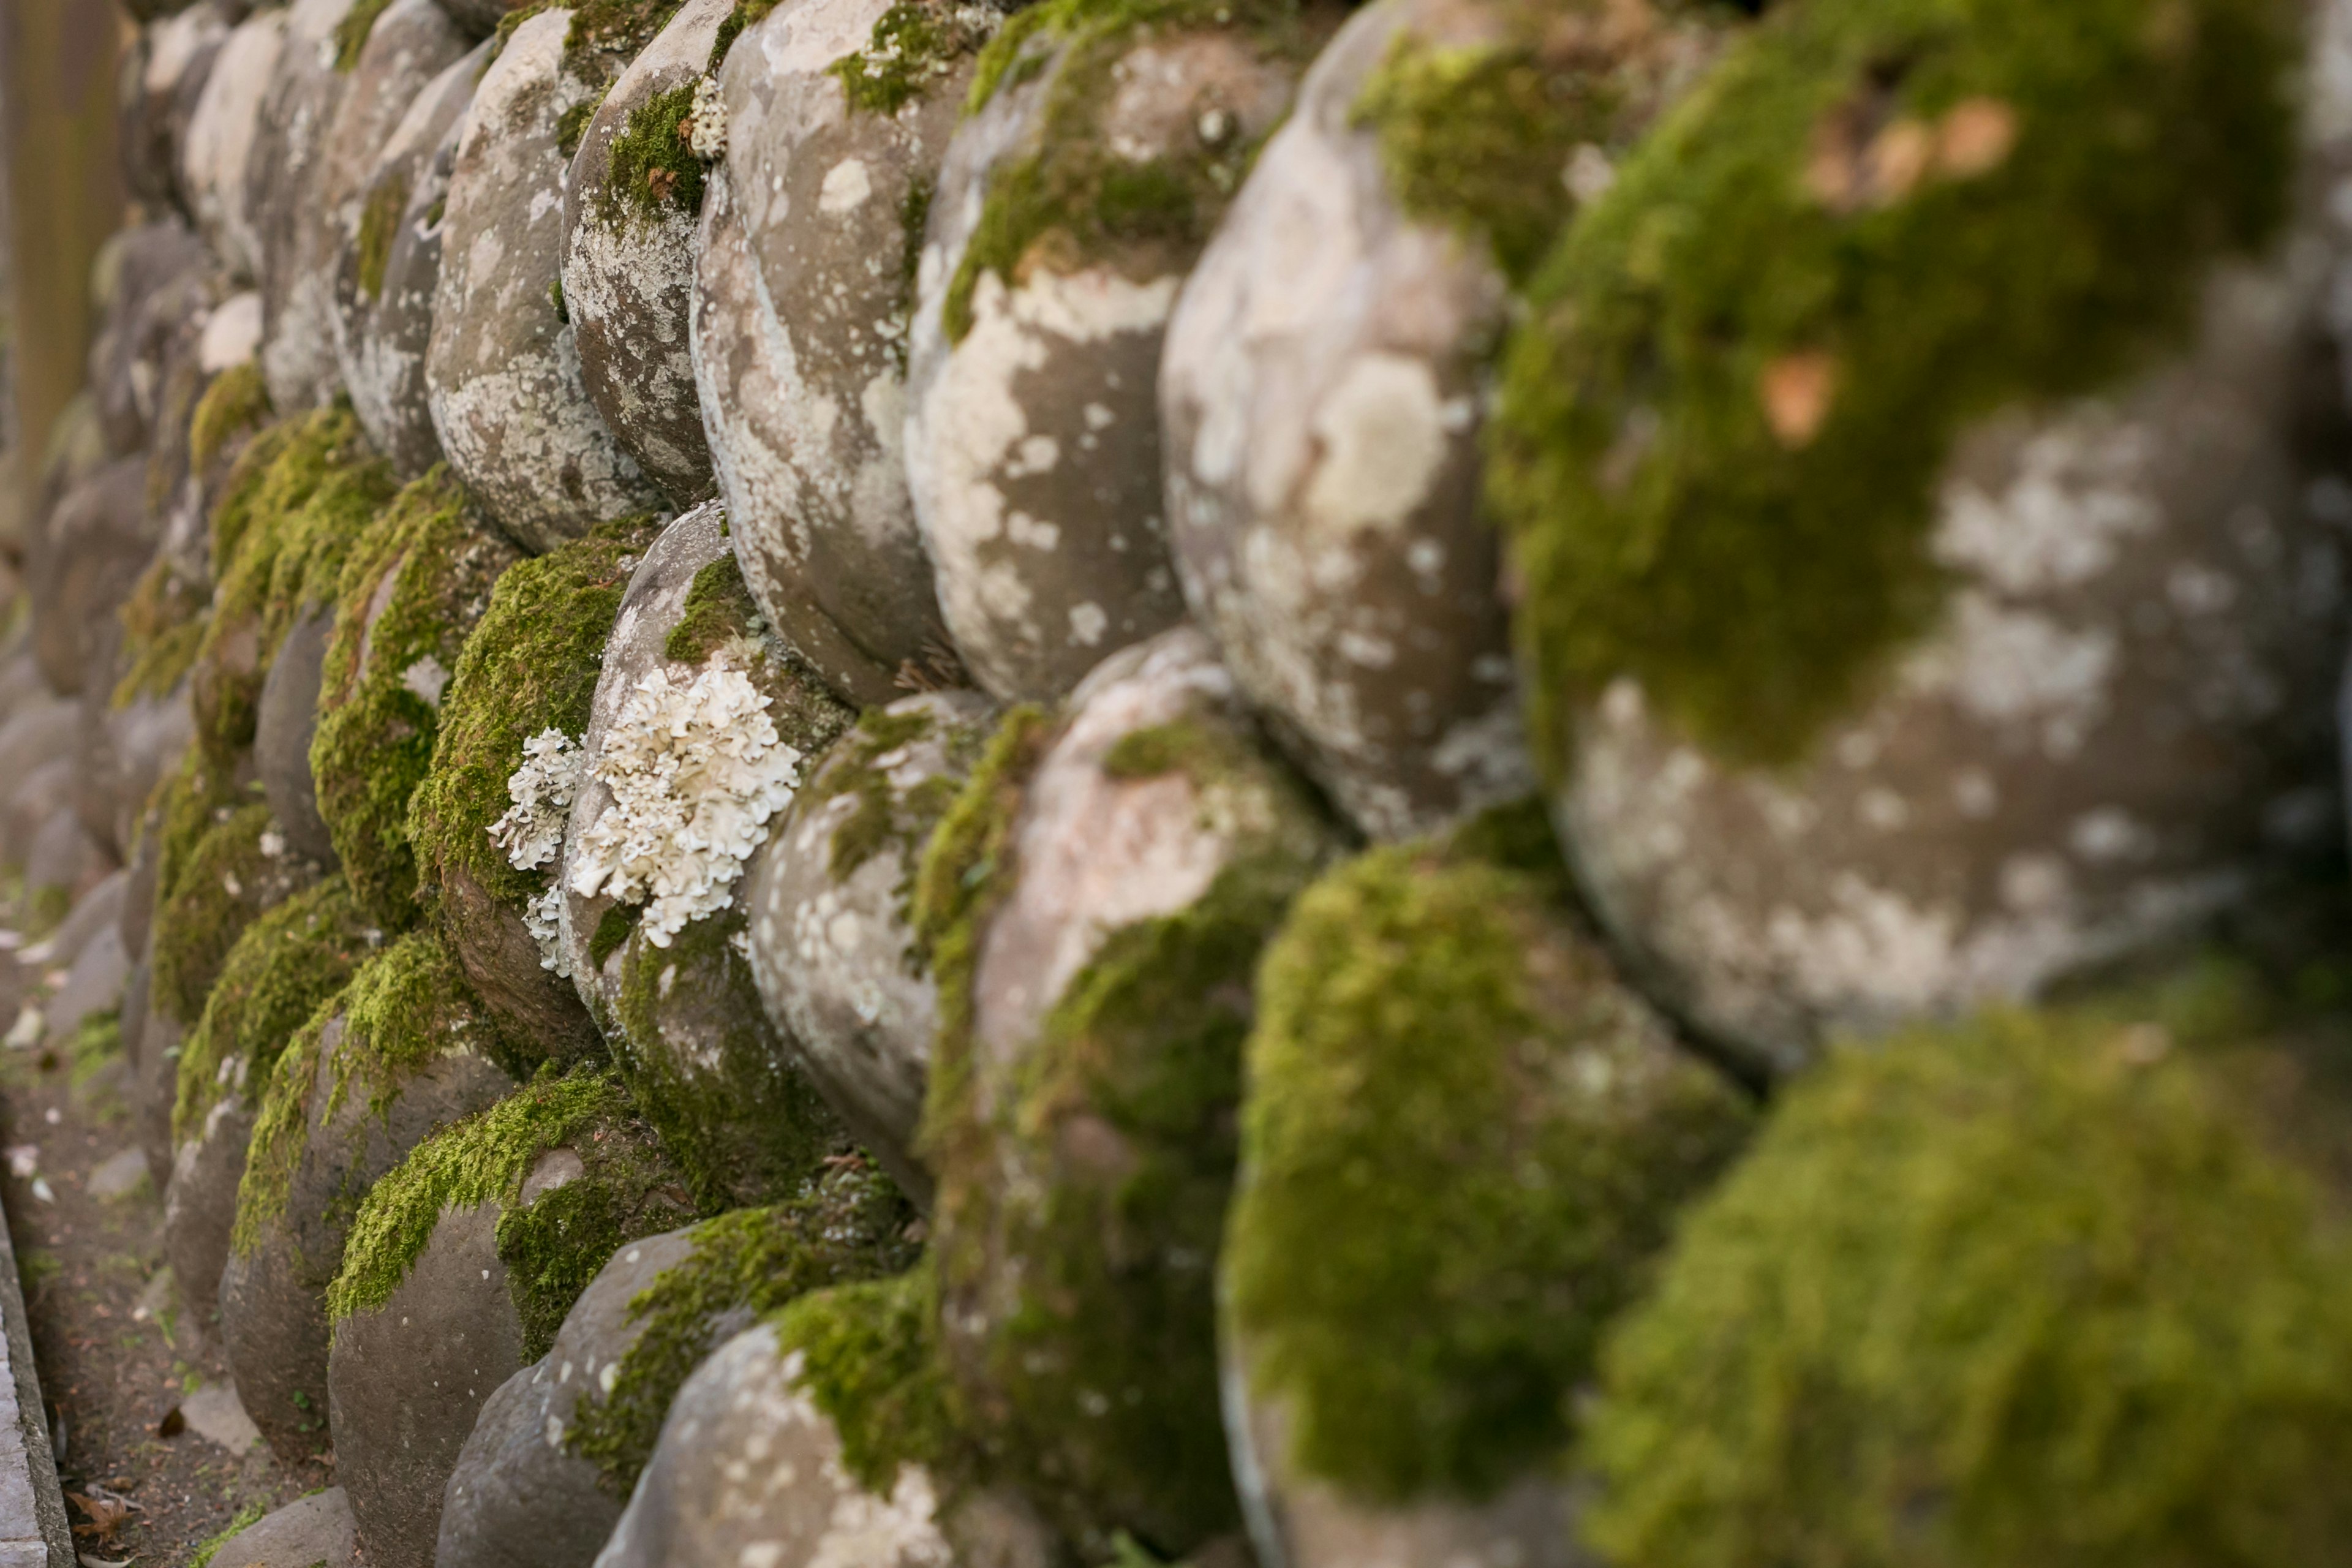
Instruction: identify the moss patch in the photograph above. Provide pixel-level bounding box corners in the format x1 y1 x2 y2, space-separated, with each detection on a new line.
1581 970 2352 1566
831 1 993 118
802 704 985 939
410 515 659 923
566 0 686 78
661 552 756 666
943 0 1331 342
708 0 780 69
353 170 410 303
611 907 848 1210
1485 0 2298 769
194 406 398 766
151 748 254 938
565 1161 919 1494
313 467 522 930
328 1068 698 1360
189 363 271 476
172 876 374 1147
230 996 337 1261
1224 831 1752 1504
151 802 325 1030
599 81 702 223
774 1260 964 1498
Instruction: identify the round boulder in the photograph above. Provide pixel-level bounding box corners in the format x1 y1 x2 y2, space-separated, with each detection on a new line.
247 0 363 411
181 5 286 281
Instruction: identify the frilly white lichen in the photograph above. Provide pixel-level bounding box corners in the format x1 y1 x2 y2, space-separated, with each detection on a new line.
686 77 727 161
490 729 586 973
567 660 802 946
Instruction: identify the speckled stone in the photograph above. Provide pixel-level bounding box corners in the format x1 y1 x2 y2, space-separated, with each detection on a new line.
592 1321 1062 1568
747 688 998 1206
337 40 488 478
1555 214 2352 1076
247 0 361 410
563 0 729 507
905 19 1305 703
694 0 973 706
1159 0 1607 840
181 5 285 281
426 7 663 553
120 2 232 213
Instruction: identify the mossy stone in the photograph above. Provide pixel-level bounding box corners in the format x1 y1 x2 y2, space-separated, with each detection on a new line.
312 466 524 929
410 512 659 1061
151 800 330 1031
1484 0 2299 772
1582 967 2352 1567
919 627 1344 1558
1220 810 1752 1565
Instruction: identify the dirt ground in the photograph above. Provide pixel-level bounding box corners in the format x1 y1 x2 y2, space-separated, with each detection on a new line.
0 959 326 1567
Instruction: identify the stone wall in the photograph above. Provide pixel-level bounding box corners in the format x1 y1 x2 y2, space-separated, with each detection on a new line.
12 0 2352 1563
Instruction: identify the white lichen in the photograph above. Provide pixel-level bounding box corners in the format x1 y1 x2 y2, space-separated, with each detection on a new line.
685 75 727 161
490 729 584 873
567 660 803 946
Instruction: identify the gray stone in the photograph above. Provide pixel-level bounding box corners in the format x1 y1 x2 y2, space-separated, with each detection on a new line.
435 1227 699 1568
330 1194 529 1568
222 988 514 1460
29 869 127 975
163 1096 255 1322
337 40 489 479
119 2 233 214
22 812 112 929
0 706 81 873
555 502 853 1206
905 15 1303 703
88 687 195 872
2 763 76 883
247 0 361 412
89 220 215 458
693 0 973 704
255 606 339 865
40 926 128 1052
0 657 43 735
564 0 729 507
427 7 663 554
748 688 997 1206
85 1147 149 1202
131 1003 179 1196
595 1322 1061 1568
204 1485 358 1568
178 1382 262 1456
181 6 287 283
28 458 153 699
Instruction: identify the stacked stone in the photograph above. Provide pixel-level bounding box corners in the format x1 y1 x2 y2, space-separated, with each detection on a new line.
9 0 2352 1564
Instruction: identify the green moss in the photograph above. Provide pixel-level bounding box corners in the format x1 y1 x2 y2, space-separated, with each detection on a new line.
916 706 1337 1553
410 515 660 920
831 1 992 118
598 82 702 224
70 1006 123 1087
312 467 521 930
1485 0 2298 771
490 0 552 62
802 704 982 925
172 876 373 1147
189 1504 266 1568
194 407 399 766
1581 974 2352 1567
589 903 639 971
334 0 394 70
565 1162 920 1494
611 907 848 1210
660 552 755 666
1224 833 1752 1504
773 1261 963 1498
1099 718 1249 785
327 1068 697 1360
236 930 519 1262
943 0 1329 343
548 277 568 323
151 748 252 935
565 0 685 78
188 363 270 475
353 171 410 303
707 0 780 69
1352 2 1647 285
152 803 323 1030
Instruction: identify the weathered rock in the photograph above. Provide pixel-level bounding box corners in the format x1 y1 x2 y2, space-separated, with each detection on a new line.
165 1096 256 1322
338 41 489 477
89 219 214 458
692 0 978 703
181 6 287 282
203 1486 360 1568
435 1226 699 1568
134 1003 181 1189
906 4 1323 701
2 760 78 880
1219 818 1752 1568
0 700 85 856
255 605 339 865
594 1319 1062 1568
88 685 197 867
264 0 470 420
555 501 853 1207
1157 0 1720 837
29 458 153 698
748 689 997 1205
119 1 233 213
24 808 115 930
925 625 1343 1555
223 935 518 1460
563 0 729 506
35 869 129 978
247 0 364 410
41 919 130 1053
428 7 663 552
